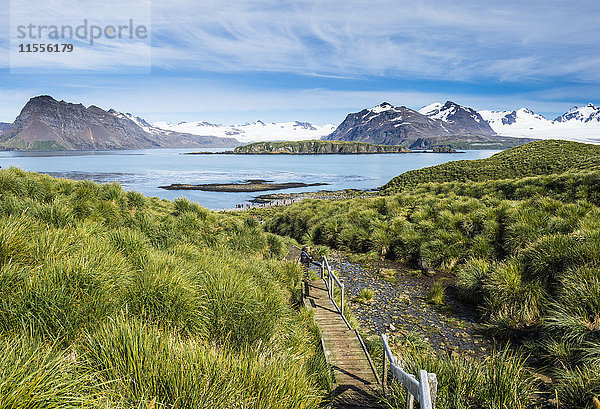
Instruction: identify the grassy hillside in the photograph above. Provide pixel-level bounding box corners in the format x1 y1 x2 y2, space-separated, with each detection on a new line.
233 139 409 154
382 140 600 192
0 168 330 408
265 143 600 407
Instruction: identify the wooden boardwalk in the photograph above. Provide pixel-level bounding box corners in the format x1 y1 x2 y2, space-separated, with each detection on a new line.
304 278 381 409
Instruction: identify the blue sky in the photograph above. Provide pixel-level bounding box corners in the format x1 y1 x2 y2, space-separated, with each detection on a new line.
1 0 599 125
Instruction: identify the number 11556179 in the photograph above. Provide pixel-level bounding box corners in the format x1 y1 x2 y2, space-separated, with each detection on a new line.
18 43 74 52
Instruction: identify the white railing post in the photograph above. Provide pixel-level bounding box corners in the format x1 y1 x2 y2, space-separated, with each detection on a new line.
381 334 437 409
419 370 433 409
407 390 415 409
340 283 344 317
382 345 388 396
428 373 438 408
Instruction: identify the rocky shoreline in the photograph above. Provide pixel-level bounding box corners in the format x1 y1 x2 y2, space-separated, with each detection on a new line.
250 188 377 203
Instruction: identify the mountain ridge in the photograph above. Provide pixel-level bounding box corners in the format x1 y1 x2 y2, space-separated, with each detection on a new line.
0 96 238 151
418 100 494 135
479 103 600 143
324 100 600 147
0 122 11 133
323 101 529 149
153 119 336 144
3 96 600 150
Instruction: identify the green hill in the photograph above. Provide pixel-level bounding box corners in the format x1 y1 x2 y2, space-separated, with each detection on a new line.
381 140 600 193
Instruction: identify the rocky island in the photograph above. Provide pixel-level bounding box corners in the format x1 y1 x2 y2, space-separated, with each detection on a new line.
188 140 410 154
159 179 328 192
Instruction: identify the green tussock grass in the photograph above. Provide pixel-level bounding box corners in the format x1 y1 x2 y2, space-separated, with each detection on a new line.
426 279 447 305
0 167 329 407
233 139 408 154
354 287 375 304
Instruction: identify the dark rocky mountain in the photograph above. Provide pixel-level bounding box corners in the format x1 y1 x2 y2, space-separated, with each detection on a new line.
0 96 238 151
0 122 11 133
323 102 449 147
292 121 317 131
419 101 495 135
324 102 531 149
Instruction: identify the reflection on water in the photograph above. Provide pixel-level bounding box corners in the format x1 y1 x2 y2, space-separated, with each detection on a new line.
10 150 147 157
0 148 498 209
42 171 139 184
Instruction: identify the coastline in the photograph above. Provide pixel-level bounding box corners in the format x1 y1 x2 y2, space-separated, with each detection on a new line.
218 188 378 211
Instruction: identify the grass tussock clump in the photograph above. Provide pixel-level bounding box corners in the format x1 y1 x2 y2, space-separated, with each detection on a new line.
0 167 329 408
0 336 91 408
426 278 447 305
81 316 322 409
354 287 375 304
381 140 600 193
555 364 600 409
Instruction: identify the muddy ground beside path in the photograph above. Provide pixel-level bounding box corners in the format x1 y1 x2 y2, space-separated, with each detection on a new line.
326 252 493 359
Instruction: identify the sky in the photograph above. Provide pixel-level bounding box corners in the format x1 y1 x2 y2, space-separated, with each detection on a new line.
0 0 599 125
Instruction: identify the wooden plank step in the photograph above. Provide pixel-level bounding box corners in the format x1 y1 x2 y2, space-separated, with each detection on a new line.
304 278 382 409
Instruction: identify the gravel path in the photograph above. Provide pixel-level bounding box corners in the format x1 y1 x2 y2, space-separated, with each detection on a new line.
327 253 492 359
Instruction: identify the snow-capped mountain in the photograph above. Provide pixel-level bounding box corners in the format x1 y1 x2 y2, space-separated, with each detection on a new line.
111 102 600 146
109 110 154 133
153 120 337 143
418 101 494 135
555 104 600 123
478 104 600 143
323 101 520 149
418 102 443 117
479 108 553 134
108 109 239 146
324 102 451 147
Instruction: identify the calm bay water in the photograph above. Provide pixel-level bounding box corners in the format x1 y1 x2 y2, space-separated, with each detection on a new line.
0 148 499 210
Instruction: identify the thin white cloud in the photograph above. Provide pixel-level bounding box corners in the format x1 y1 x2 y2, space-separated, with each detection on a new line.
4 0 599 82
148 0 600 82
1 0 598 124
